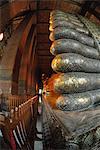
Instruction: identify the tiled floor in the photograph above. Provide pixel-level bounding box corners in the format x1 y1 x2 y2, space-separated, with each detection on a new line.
34 140 43 150
34 105 43 150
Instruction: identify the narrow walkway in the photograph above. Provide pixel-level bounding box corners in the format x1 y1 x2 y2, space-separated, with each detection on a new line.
34 103 43 150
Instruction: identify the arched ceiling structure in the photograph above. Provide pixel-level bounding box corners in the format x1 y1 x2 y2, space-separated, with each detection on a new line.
0 0 100 77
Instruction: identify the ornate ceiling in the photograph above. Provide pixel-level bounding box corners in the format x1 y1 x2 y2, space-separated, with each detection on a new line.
0 0 100 76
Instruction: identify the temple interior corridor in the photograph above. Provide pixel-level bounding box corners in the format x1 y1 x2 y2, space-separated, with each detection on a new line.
0 0 100 149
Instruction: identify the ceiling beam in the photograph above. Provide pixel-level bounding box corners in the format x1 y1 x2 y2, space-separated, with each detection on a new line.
37 34 50 43
37 43 51 48
38 55 52 57
37 10 50 23
37 23 49 33
37 50 50 53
